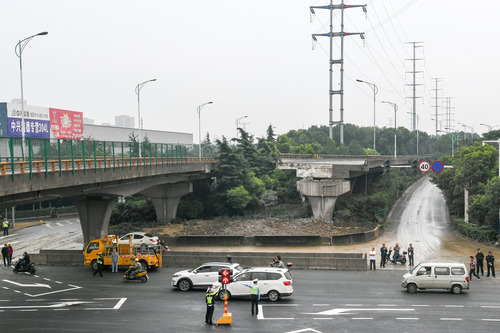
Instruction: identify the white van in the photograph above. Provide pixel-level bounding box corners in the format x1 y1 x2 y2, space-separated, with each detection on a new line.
401 262 470 294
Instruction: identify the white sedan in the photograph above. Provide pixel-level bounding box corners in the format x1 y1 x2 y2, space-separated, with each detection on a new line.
119 232 159 250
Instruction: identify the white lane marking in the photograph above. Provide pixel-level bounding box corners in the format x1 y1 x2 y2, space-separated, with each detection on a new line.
397 318 419 320
313 304 329 307
54 309 69 311
0 301 90 310
14 290 22 293
56 223 64 226
313 318 333 320
481 306 500 309
26 299 46 302
33 275 39 278
311 308 415 316
412 305 430 307
0 300 9 302
482 319 500 322
21 309 38 312
3 280 51 288
45 224 53 228
2 287 9 290
345 304 362 306
263 304 298 307
87 298 128 310
43 278 51 281
440 318 462 321
25 285 82 298
284 329 322 333
257 305 264 320
60 299 78 301
445 305 464 308
352 318 372 320
378 304 396 307
54 281 63 284
113 298 127 310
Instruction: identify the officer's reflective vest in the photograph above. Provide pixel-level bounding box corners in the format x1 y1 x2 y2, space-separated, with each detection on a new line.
251 284 258 295
2 221 8 228
206 293 215 305
97 257 103 265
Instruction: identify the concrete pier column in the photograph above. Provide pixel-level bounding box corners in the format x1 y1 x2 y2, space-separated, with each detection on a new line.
142 182 192 223
297 179 350 221
74 196 117 247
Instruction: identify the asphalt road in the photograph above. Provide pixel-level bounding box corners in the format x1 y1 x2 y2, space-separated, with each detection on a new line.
0 265 499 332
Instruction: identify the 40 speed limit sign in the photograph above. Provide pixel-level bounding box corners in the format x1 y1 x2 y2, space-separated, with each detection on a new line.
418 160 431 173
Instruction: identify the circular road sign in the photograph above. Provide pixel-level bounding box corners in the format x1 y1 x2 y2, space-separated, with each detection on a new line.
432 161 444 173
418 160 431 173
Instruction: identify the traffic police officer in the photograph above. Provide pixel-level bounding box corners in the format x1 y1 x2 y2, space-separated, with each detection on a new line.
2 218 9 236
205 284 220 325
243 278 260 316
93 253 104 277
486 251 495 277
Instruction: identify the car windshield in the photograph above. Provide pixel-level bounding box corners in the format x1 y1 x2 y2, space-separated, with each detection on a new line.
410 263 422 275
233 265 243 273
144 233 155 238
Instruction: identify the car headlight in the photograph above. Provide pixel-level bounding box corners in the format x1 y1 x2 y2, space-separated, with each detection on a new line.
172 274 181 278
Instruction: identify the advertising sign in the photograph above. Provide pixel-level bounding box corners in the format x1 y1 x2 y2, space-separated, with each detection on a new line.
7 103 50 139
0 103 7 137
49 108 83 140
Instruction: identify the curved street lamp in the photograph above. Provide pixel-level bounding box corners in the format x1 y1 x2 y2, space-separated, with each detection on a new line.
381 101 398 159
15 31 48 158
356 79 378 152
197 101 213 158
235 115 248 139
135 79 156 158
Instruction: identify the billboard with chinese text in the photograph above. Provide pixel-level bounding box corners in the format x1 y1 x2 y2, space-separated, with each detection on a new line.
49 108 83 140
7 103 50 138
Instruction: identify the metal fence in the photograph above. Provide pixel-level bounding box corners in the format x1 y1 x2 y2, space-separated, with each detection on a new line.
0 137 212 181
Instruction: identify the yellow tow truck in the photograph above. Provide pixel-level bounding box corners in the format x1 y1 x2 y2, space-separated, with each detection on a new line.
84 234 163 271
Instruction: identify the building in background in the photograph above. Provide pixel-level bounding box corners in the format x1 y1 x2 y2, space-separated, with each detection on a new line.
115 115 135 128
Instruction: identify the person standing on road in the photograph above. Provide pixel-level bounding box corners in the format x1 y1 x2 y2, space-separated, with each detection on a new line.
380 244 387 268
408 244 415 266
369 247 376 270
243 278 260 316
1 244 8 266
486 251 495 277
393 243 400 264
93 253 104 277
205 285 220 325
2 218 9 236
111 248 119 273
469 256 481 280
276 255 285 268
7 242 13 266
476 248 485 276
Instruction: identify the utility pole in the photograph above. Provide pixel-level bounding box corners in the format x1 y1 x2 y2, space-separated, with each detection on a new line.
431 78 442 136
405 42 424 131
310 0 366 144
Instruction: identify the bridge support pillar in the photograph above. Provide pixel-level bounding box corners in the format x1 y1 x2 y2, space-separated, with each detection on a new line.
75 196 117 247
297 179 350 221
142 182 193 223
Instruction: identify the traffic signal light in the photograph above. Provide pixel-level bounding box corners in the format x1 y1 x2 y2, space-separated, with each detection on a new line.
383 159 390 175
411 160 418 175
218 268 233 285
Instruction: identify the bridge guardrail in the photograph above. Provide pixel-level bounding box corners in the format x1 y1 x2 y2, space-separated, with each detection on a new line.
0 137 216 180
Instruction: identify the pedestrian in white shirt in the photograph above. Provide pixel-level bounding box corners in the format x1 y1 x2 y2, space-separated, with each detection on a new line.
369 247 376 270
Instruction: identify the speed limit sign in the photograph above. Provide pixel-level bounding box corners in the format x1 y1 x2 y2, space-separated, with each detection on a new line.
418 160 430 173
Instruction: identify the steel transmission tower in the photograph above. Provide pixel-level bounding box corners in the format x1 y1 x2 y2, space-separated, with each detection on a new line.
405 42 424 131
310 0 366 144
431 78 443 136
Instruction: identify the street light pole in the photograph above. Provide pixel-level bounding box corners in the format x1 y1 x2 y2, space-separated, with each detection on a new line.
15 31 48 159
197 101 213 158
135 79 156 158
235 116 248 139
356 79 378 152
382 101 398 159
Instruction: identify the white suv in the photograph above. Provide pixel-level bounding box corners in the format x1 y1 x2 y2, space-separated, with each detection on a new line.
219 267 293 302
171 262 243 291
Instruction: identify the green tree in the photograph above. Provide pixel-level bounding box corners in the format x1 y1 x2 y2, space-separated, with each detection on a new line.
226 185 252 214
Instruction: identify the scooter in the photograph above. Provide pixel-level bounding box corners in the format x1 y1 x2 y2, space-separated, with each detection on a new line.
391 251 407 265
13 259 36 274
123 267 148 283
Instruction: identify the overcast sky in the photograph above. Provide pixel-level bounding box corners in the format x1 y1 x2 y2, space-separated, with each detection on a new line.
1 0 498 145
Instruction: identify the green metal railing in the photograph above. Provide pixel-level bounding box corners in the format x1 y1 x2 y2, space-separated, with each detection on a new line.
0 138 210 181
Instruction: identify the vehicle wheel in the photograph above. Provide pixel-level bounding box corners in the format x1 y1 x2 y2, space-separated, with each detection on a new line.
123 276 128 282
219 290 231 301
451 284 462 294
140 243 147 251
90 259 98 271
13 268 18 274
30 267 36 274
141 276 147 283
267 290 280 302
178 279 192 291
140 260 148 271
407 284 417 293
401 259 406 265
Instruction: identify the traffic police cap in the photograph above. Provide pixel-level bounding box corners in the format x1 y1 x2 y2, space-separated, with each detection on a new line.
253 278 258 283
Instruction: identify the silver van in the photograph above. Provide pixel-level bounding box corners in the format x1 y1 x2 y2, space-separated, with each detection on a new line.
401 262 470 294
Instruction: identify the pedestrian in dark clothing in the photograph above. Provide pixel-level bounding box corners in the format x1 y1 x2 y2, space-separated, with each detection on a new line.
469 256 481 280
1 244 9 266
408 244 415 266
380 244 387 267
476 248 485 276
205 285 219 325
486 251 495 277
93 253 104 277
7 243 13 265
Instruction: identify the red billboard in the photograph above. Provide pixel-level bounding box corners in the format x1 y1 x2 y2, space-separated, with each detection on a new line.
49 108 83 140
